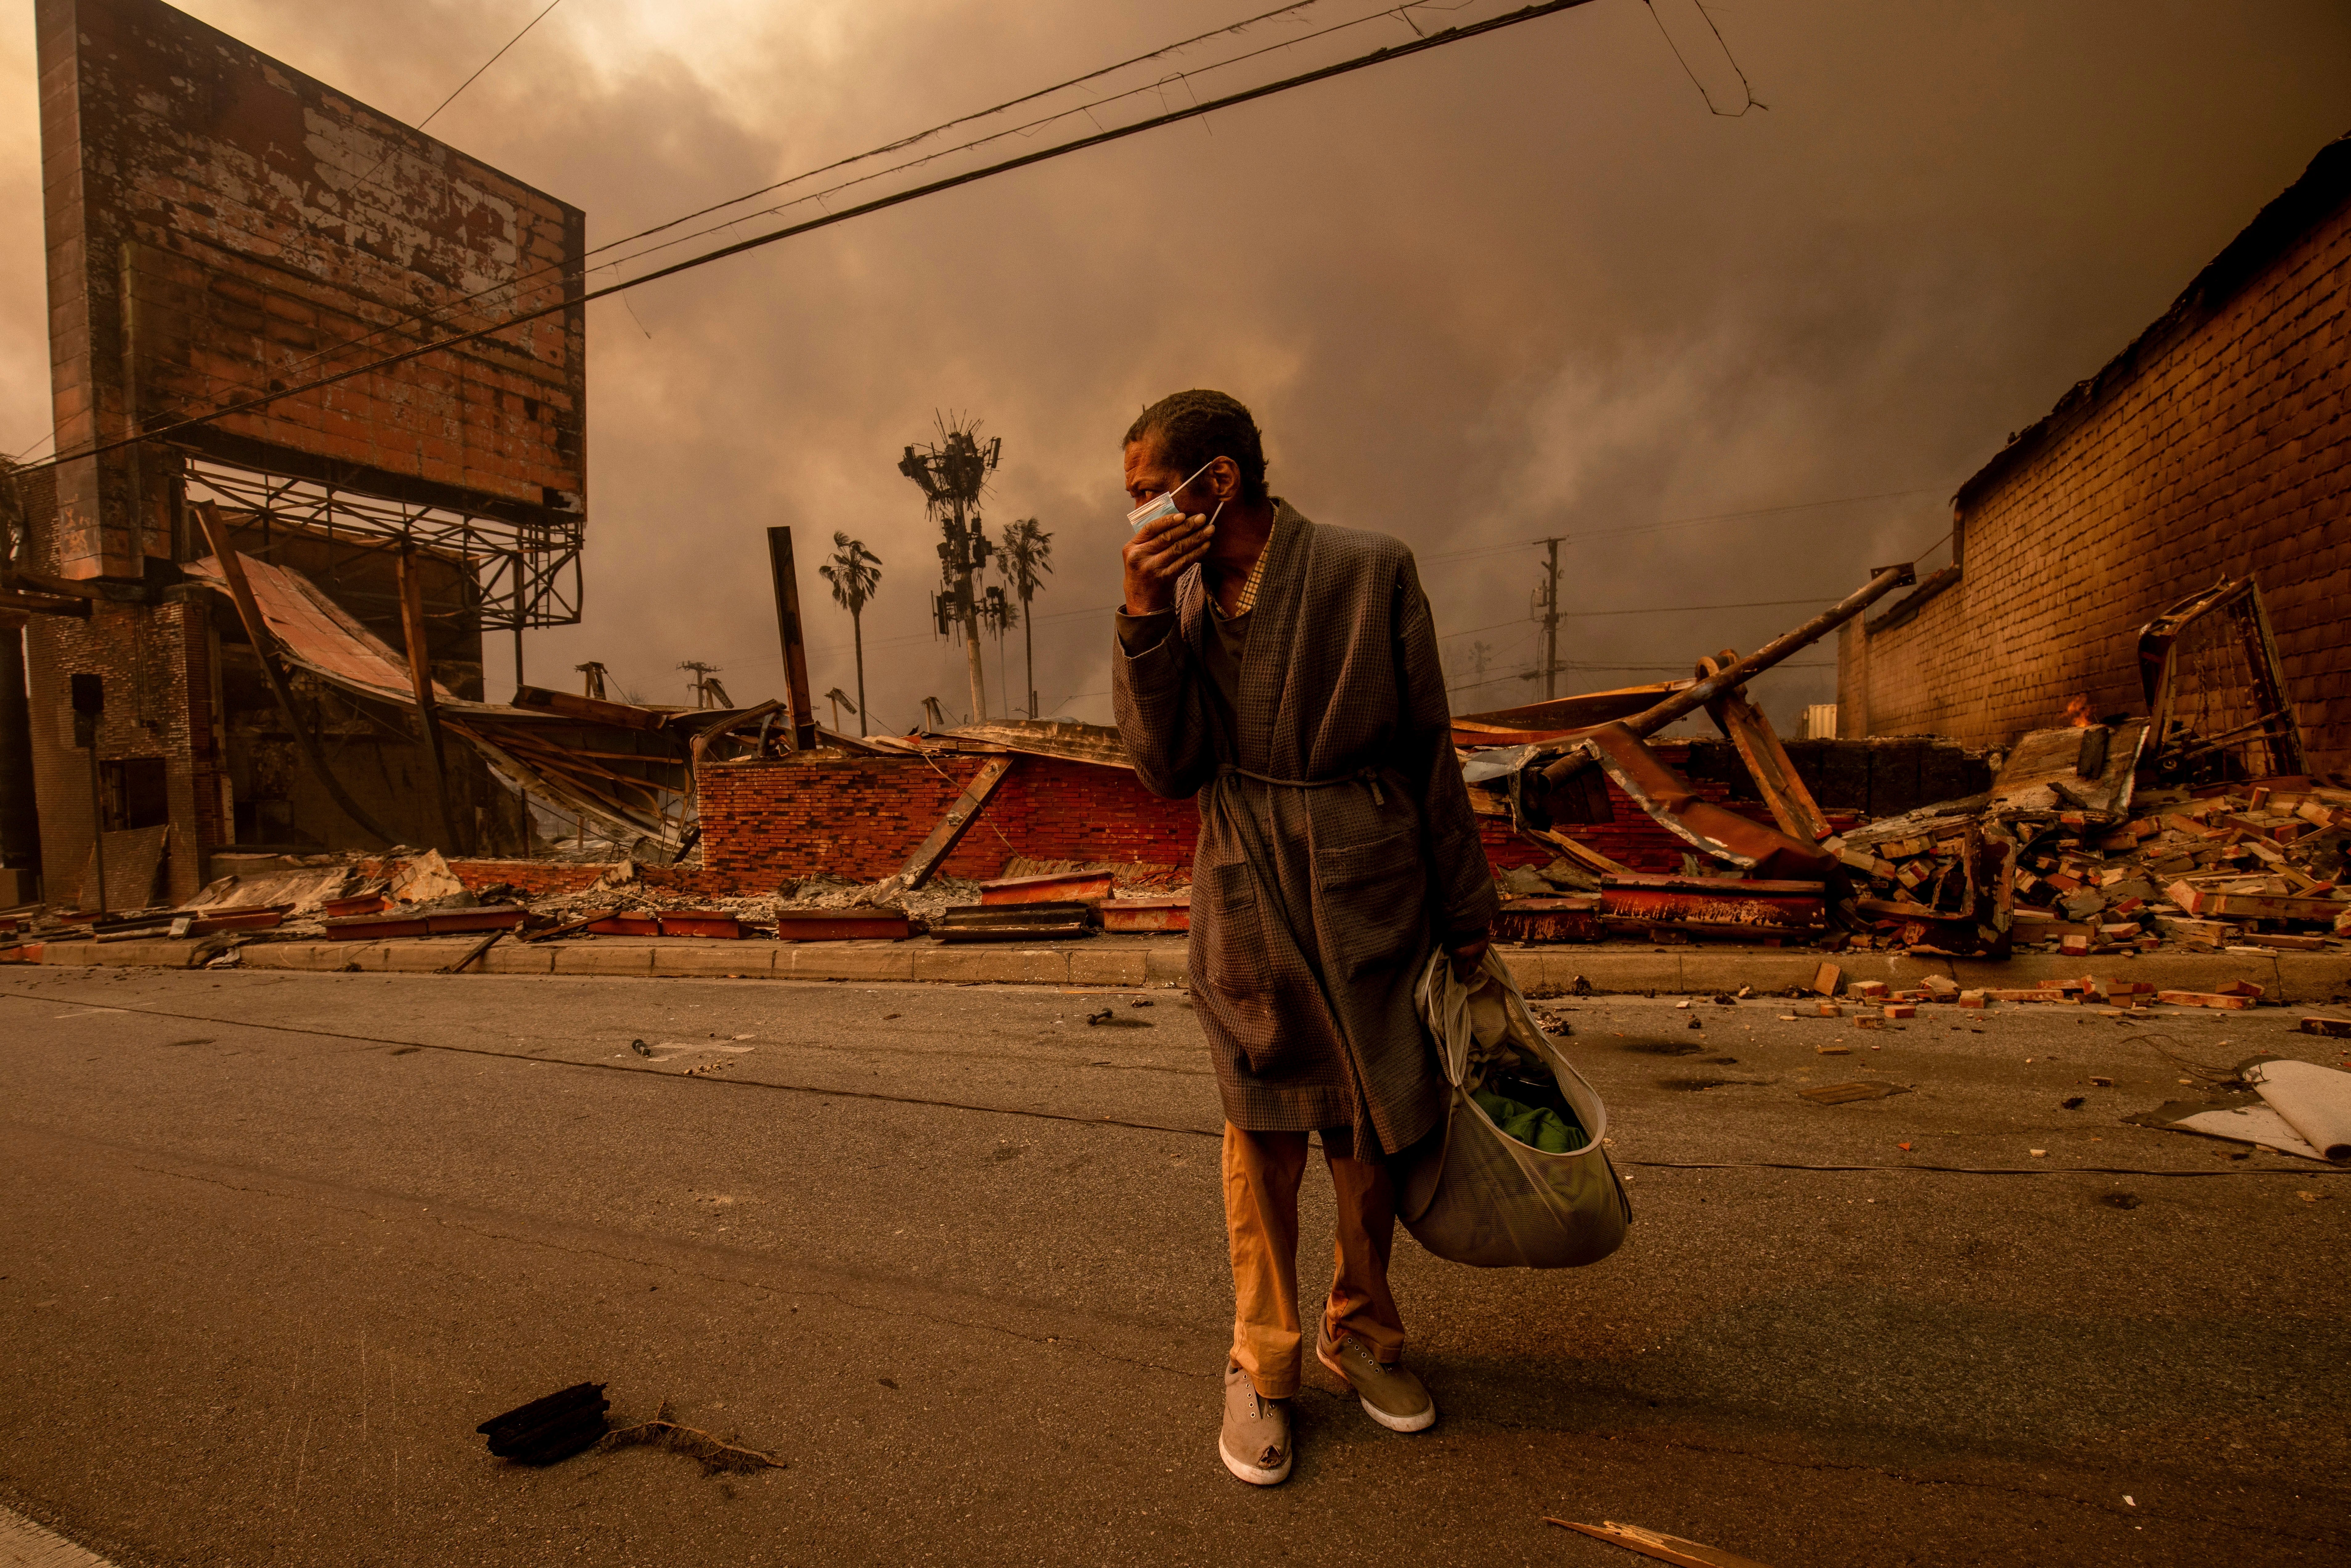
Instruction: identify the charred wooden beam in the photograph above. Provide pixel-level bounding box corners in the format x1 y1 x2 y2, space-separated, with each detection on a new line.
933 900 1096 942
509 684 673 731
1535 563 1917 800
0 585 92 619
1698 658 1831 844
1616 562 1918 744
1575 724 1834 881
893 755 1018 891
397 549 463 852
766 526 820 752
1597 874 1827 933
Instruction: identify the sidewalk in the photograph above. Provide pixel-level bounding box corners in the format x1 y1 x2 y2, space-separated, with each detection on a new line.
12 932 2351 1002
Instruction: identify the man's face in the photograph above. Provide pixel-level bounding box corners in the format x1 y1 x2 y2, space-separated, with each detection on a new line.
1124 437 1233 518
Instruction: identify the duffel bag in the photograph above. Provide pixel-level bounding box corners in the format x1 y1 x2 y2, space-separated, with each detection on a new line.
1396 948 1632 1269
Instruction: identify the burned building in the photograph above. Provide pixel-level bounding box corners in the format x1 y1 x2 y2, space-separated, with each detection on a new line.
1841 132 2350 776
1 0 588 907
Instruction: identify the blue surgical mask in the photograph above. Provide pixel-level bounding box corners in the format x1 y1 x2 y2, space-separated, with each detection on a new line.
1126 459 1225 532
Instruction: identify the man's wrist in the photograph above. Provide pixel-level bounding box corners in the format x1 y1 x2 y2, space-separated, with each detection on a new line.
1116 606 1174 657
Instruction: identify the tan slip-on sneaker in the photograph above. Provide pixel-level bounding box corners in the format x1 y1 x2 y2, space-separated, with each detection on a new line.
1316 1325 1436 1433
1219 1362 1293 1485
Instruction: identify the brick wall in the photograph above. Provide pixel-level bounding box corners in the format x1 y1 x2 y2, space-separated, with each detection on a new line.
694 745 1796 890
38 0 586 585
20 0 576 903
19 484 512 901
697 754 1203 888
26 592 220 905
1843 137 2351 774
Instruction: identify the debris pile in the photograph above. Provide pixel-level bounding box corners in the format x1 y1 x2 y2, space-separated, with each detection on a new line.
1457 570 2348 959
1827 777 2350 957
7 569 2341 967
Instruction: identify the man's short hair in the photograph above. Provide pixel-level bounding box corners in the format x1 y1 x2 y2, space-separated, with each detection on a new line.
1123 390 1268 503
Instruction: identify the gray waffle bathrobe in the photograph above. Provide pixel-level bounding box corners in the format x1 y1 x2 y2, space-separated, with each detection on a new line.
1114 502 1498 1156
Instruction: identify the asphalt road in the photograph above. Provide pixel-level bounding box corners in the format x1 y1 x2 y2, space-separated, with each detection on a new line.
2 964 2346 1567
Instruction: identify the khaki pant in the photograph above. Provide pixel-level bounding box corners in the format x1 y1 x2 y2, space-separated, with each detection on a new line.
1222 1122 1406 1399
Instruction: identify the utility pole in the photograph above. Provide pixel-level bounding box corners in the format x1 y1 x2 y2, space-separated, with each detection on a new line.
679 661 729 709
1532 536 1565 700
898 422 1002 724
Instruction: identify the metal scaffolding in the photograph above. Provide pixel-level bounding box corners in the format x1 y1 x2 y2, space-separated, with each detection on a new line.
178 453 584 632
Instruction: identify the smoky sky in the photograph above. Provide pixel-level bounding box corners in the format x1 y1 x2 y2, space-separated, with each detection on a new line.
2 1 2346 737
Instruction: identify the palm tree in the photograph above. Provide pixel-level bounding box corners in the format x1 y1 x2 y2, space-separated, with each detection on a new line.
819 532 884 735
997 518 1053 718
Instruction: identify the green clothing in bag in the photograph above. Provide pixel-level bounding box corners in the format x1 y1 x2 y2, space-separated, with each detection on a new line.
1471 1089 1584 1155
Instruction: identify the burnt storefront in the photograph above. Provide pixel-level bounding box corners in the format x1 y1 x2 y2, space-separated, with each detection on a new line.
2 0 588 906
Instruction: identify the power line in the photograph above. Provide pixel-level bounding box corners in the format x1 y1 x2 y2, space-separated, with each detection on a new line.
803 520 1947 667
335 1 572 301
1417 486 1950 568
804 586 1857 665
1563 594 1831 620
8 0 570 462
100 2 1514 448
413 0 569 133
1643 0 1764 117
134 2 1337 430
570 1 1345 277
15 0 1605 482
1435 595 1843 642
562 3 1494 286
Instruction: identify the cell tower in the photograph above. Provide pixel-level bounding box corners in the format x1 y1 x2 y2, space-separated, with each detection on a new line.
897 419 1001 723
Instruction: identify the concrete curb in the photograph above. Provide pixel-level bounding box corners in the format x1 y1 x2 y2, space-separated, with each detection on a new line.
10 933 2350 1004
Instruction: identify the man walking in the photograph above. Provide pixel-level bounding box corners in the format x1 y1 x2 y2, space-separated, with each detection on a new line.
1112 389 1496 1486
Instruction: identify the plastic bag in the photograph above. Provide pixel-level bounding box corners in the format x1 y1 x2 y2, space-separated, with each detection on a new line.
1395 948 1632 1269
